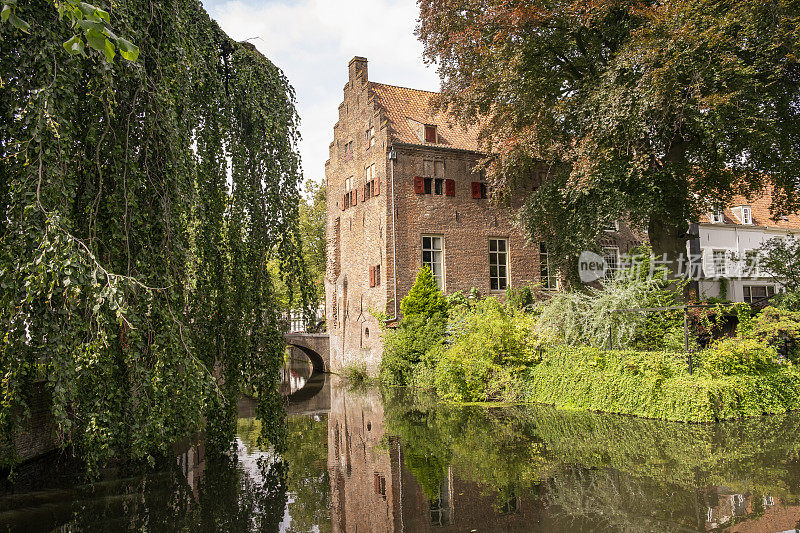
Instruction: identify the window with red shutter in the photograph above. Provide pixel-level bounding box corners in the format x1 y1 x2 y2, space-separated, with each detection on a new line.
445 179 455 197
413 176 425 194
364 183 368 200
374 176 380 195
341 194 346 210
471 182 482 199
424 125 437 143
369 266 375 287
353 189 358 206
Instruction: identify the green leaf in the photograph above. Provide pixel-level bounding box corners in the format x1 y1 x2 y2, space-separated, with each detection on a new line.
1 5 11 23
63 34 85 56
103 37 115 62
8 12 29 33
95 7 110 23
116 38 139 62
85 28 106 53
77 19 104 32
78 2 97 16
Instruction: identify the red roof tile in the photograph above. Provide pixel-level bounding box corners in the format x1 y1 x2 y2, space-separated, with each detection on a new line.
699 187 800 229
369 82 482 152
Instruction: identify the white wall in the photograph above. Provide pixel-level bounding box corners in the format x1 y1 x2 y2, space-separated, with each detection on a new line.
693 223 797 302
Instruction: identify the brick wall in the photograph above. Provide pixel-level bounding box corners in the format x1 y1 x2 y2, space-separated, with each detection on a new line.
390 145 541 305
0 381 58 469
325 57 392 373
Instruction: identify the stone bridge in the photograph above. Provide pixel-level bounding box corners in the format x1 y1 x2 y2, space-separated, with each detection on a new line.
284 333 330 374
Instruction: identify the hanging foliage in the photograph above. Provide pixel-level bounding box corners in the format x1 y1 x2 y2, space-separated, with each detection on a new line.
0 0 311 472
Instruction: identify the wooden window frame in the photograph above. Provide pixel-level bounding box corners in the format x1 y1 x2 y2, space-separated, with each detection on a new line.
424 125 437 143
422 235 445 290
489 238 509 291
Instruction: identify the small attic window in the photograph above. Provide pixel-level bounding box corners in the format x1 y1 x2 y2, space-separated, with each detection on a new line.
741 206 753 225
709 211 724 224
424 125 437 143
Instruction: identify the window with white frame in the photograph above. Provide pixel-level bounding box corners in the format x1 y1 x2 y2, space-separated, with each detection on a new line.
422 236 444 289
489 238 508 291
429 475 452 526
742 249 760 277
343 176 354 208
602 246 619 279
709 211 725 224
712 250 728 276
539 242 557 290
741 206 753 225
602 220 619 232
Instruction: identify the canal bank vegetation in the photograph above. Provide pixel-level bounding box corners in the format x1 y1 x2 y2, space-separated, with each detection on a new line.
379 260 800 422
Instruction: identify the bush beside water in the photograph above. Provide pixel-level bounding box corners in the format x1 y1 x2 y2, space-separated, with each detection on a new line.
379 261 800 422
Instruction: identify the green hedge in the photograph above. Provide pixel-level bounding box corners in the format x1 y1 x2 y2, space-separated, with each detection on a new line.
522 346 800 422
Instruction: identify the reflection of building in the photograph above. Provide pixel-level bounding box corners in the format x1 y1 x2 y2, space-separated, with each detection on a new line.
703 487 800 532
173 435 205 498
328 383 401 533
327 384 539 532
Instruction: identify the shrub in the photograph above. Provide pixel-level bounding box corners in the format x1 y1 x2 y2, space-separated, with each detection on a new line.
381 267 449 386
749 306 800 361
700 338 784 377
536 274 682 349
445 290 470 310
400 266 447 319
772 290 800 311
341 362 369 387
505 285 535 311
432 298 549 402
379 313 447 386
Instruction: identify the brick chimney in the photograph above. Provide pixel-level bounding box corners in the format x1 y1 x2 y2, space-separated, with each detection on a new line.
348 56 368 84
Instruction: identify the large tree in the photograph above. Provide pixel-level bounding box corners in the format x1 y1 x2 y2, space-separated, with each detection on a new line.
418 0 800 278
0 0 310 470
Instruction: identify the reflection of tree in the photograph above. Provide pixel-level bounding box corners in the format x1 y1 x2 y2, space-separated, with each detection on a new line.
284 415 332 533
238 417 263 454
196 455 288 532
544 467 703 532
382 387 800 525
50 454 287 531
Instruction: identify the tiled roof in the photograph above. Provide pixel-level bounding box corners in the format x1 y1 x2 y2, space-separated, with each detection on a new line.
699 187 800 229
369 82 482 152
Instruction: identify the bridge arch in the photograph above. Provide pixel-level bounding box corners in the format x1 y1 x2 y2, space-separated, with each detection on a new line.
285 333 329 374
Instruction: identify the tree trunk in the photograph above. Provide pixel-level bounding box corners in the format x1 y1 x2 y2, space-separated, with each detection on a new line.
648 213 690 280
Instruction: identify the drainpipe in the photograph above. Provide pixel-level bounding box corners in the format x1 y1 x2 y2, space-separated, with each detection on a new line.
386 147 399 322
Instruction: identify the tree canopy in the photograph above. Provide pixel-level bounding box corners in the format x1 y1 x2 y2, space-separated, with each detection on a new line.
299 180 326 302
417 0 800 278
0 0 310 471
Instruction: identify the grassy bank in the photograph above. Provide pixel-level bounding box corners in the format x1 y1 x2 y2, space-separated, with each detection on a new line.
380 265 800 422
521 346 800 422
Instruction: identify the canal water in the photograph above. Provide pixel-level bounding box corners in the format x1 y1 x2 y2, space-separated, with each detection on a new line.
3 352 800 532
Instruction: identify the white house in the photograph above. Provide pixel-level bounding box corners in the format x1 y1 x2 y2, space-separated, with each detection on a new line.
693 189 800 303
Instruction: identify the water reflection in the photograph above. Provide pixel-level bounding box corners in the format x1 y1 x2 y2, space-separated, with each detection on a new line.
6 359 800 532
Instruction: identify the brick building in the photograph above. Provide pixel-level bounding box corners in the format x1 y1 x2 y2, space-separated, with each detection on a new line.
325 57 642 373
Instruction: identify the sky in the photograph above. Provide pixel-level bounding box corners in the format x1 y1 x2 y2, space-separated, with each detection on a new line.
203 0 440 188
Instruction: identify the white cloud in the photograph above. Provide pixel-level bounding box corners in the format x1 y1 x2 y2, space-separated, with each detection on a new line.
204 0 440 185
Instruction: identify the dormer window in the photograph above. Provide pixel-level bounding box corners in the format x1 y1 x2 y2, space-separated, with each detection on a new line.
602 220 619 232
741 206 753 225
424 125 437 143
709 211 724 224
